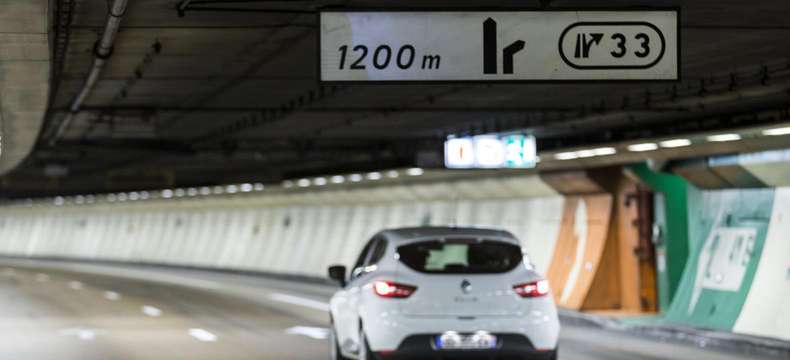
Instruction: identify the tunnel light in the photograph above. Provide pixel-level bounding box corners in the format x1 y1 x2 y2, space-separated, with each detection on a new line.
75 195 85 205
406 168 424 176
174 189 186 197
253 183 265 191
117 193 128 201
367 172 382 180
199 187 211 196
576 149 596 158
762 127 790 136
627 143 659 152
140 191 150 200
312 177 327 186
54 196 64 206
212 186 224 194
240 183 253 192
387 170 399 178
349 174 363 182
282 180 294 189
186 188 197 196
129 192 140 201
162 189 174 199
707 133 741 142
226 185 239 193
659 139 692 148
297 178 311 188
554 152 579 160
592 147 617 156
330 175 345 184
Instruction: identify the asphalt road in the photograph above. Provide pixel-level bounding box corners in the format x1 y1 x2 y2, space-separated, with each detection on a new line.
0 259 772 360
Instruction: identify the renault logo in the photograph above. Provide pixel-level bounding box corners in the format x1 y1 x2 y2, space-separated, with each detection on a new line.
461 279 473 294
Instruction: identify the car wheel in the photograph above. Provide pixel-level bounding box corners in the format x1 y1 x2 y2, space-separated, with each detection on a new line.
329 325 351 360
358 329 377 360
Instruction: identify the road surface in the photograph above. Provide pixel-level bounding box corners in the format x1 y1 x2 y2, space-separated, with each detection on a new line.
0 259 772 360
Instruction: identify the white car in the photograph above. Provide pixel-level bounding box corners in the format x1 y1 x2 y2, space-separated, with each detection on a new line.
328 227 560 360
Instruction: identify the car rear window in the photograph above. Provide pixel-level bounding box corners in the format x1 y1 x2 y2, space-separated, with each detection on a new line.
397 239 523 274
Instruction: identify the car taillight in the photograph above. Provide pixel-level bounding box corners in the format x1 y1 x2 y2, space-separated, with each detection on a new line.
513 280 550 298
373 281 417 298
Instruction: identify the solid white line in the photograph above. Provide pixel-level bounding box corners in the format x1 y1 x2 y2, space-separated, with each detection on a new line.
269 293 330 312
141 305 163 317
188 328 218 342
285 326 330 340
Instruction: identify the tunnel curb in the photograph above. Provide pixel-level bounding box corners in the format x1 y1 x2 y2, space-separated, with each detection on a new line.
558 310 790 359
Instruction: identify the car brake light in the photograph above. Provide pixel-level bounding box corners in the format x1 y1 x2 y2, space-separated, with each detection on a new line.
373 281 417 298
513 280 550 298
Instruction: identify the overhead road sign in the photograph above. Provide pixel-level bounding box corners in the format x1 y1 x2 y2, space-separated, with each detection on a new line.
320 10 679 82
445 134 537 169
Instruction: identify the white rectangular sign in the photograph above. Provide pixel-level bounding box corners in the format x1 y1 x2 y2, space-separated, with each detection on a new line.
320 10 678 82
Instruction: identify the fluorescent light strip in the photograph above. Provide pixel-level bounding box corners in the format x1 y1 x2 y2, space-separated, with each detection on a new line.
592 147 617 156
406 168 424 176
707 133 742 142
763 127 790 136
659 139 692 148
627 143 659 152
554 152 578 160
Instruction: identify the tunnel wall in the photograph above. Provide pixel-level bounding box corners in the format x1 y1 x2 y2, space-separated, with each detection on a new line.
0 174 628 312
0 176 569 275
0 171 681 315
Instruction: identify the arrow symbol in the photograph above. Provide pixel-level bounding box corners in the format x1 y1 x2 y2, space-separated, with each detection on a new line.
574 33 604 58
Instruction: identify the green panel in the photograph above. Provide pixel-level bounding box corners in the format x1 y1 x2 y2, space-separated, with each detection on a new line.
664 188 774 330
630 164 690 311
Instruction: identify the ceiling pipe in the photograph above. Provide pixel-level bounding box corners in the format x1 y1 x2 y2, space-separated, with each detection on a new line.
50 0 128 146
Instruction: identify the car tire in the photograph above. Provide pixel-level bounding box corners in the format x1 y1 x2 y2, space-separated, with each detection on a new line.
329 325 351 360
358 329 377 360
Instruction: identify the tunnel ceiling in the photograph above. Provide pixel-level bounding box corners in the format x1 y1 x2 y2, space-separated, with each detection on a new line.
2 0 790 197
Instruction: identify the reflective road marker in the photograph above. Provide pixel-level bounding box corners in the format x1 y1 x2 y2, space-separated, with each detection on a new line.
189 328 218 342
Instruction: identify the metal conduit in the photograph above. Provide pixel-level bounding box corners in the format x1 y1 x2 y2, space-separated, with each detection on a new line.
50 0 128 145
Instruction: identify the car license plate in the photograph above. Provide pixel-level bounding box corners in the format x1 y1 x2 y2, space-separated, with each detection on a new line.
435 332 498 350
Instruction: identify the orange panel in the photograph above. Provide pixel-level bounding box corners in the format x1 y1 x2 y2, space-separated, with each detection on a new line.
546 194 613 310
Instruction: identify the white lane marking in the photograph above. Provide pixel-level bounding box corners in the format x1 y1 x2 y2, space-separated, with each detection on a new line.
188 328 218 342
35 273 50 282
59 327 104 341
104 291 121 301
68 281 84 290
141 305 163 317
285 326 329 340
269 293 330 312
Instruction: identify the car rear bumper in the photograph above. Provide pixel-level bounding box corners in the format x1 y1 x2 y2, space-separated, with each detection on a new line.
374 334 556 360
362 308 560 352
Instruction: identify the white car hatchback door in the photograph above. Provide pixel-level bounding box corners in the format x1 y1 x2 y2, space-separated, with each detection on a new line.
394 237 543 318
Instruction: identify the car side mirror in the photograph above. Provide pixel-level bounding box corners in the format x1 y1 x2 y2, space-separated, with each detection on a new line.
328 265 347 287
